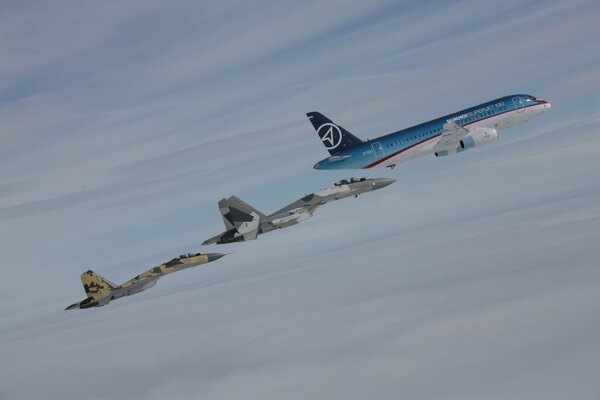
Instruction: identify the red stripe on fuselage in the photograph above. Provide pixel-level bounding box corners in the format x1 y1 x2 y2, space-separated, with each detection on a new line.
363 134 440 168
363 102 542 168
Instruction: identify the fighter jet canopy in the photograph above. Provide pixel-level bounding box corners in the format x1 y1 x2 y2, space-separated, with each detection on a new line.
334 177 367 186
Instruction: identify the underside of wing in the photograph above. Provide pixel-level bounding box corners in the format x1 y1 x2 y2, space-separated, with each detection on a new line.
269 192 322 218
433 121 470 153
122 275 162 295
270 204 318 220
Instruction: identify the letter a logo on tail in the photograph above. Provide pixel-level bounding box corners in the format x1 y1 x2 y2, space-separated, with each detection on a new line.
317 123 342 150
306 111 363 156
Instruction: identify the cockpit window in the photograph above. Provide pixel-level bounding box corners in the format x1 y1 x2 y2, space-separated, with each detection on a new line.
335 177 366 185
526 95 536 101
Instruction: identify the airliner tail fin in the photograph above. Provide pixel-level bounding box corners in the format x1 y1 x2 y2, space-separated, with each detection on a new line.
306 112 363 155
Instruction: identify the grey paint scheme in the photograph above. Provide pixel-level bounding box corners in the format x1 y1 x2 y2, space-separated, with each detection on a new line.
202 178 395 245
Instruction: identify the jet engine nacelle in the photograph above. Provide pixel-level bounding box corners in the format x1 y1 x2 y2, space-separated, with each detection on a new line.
435 146 462 157
435 142 475 157
460 128 498 150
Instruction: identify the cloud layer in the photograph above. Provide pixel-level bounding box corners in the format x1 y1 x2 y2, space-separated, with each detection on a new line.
1 0 599 399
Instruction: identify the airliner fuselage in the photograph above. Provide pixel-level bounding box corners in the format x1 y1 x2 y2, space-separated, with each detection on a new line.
309 95 551 170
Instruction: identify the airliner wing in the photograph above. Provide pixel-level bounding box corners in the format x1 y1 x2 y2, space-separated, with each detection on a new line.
433 121 469 152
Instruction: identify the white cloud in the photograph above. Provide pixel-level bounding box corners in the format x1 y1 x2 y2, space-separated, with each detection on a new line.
1 0 600 398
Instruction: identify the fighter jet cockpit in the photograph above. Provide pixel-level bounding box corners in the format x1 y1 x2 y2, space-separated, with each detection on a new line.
178 252 203 259
334 177 367 186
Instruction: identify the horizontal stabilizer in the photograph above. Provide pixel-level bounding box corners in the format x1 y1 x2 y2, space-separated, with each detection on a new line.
327 155 351 162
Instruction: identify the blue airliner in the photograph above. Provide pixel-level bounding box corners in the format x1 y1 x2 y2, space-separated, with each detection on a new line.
308 95 551 170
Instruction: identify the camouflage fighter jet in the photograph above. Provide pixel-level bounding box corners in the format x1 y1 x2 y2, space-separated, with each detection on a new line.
202 177 395 245
66 252 226 309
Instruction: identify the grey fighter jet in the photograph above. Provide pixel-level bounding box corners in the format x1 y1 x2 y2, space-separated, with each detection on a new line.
202 177 395 245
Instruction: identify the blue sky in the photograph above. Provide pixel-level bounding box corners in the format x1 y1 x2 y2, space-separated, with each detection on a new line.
1 0 600 398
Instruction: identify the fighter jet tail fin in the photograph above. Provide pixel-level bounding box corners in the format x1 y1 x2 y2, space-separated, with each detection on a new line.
306 111 363 156
80 270 116 301
237 211 260 241
218 196 266 230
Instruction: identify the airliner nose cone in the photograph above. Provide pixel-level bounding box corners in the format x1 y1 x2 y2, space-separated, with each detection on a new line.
538 100 551 111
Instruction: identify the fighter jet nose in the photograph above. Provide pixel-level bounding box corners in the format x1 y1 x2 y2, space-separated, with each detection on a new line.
207 253 227 262
374 178 396 189
313 162 320 170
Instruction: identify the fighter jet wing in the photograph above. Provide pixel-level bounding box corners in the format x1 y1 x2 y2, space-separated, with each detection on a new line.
121 270 163 292
270 204 320 220
269 193 322 218
432 121 470 152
